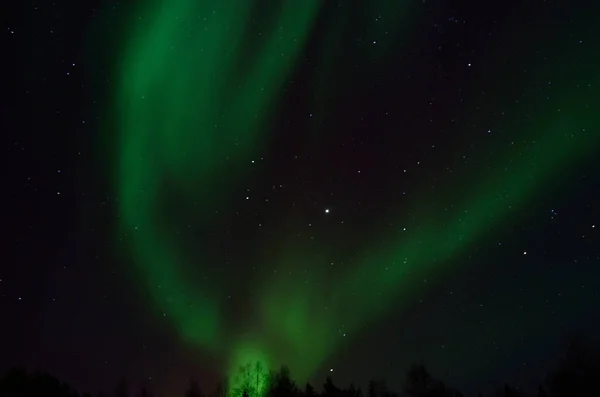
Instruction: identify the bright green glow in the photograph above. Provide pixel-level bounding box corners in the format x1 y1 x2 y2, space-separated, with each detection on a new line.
227 342 270 397
110 0 599 388
113 0 323 380
115 0 321 352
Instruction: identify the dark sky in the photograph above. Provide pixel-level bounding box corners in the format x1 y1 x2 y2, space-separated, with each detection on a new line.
3 1 600 397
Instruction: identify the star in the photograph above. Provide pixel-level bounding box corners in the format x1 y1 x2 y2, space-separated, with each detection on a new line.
325 208 330 213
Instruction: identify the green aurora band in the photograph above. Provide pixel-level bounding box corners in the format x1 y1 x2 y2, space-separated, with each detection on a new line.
110 0 599 393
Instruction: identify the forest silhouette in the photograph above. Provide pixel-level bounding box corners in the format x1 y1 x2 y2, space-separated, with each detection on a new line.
1 336 598 397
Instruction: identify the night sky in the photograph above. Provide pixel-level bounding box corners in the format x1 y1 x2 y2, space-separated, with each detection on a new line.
3 1 600 396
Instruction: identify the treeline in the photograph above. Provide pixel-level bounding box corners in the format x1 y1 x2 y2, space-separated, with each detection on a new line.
1 337 599 397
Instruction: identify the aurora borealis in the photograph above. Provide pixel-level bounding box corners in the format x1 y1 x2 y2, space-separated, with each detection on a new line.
113 0 599 390
4 0 600 396
114 0 416 383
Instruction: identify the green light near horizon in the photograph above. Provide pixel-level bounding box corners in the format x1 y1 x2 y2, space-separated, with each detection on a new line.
108 0 599 388
113 0 326 382
227 343 271 397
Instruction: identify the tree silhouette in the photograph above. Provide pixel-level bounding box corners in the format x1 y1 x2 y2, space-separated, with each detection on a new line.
322 376 341 397
0 367 29 397
546 335 600 397
493 384 524 397
345 383 362 397
304 382 316 397
404 364 433 396
403 364 448 397
267 365 297 397
402 364 466 397
367 379 391 397
4 335 600 397
367 380 377 397
252 361 267 397
0 367 79 397
211 378 228 397
230 361 270 397
231 364 252 397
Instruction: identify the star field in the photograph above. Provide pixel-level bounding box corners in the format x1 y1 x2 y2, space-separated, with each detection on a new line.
3 1 600 397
